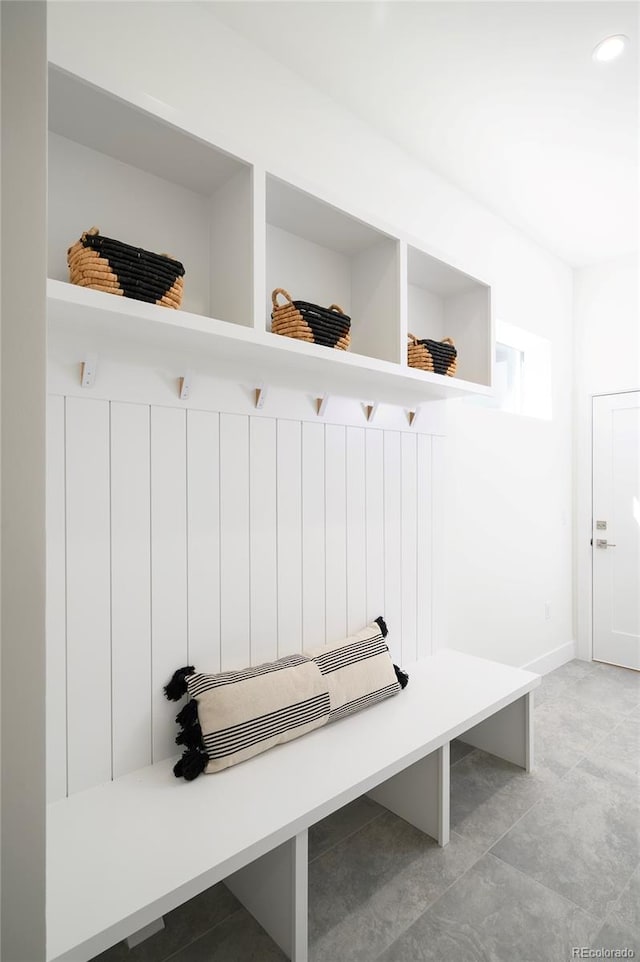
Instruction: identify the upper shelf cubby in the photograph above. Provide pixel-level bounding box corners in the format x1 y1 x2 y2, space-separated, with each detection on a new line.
47 66 254 325
265 176 401 364
407 244 492 387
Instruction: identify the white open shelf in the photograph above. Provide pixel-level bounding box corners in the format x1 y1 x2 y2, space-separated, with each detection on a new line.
48 280 492 406
48 66 254 326
266 176 400 364
407 244 492 387
47 64 494 404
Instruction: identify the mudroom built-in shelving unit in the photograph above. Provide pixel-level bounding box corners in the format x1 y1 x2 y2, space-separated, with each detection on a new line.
47 63 495 406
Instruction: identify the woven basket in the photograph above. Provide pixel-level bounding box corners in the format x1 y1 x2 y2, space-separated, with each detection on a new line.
271 289 351 350
67 227 185 310
408 334 458 376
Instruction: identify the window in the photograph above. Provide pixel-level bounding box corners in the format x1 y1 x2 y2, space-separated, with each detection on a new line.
466 321 552 419
495 342 524 414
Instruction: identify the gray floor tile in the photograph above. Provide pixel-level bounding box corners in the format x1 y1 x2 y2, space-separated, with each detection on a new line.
450 748 556 849
592 920 640 959
552 659 601 683
590 715 640 773
92 883 240 962
309 814 481 960
309 794 385 861
491 766 640 918
572 664 640 716
578 716 640 791
167 907 286 962
606 867 640 936
450 739 476 766
377 853 599 962
534 689 625 778
535 659 597 706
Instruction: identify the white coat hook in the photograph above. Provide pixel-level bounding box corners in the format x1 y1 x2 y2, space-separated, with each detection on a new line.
178 369 193 401
81 354 98 388
255 385 267 410
365 402 379 423
316 395 329 417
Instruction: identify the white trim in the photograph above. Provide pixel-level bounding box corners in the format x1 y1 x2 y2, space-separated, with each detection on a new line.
521 640 577 675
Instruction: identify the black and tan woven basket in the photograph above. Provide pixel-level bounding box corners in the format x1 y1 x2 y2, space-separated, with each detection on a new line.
408 334 458 376
67 227 185 310
271 288 351 350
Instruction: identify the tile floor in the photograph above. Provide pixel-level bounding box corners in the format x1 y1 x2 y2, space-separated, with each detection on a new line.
95 659 639 962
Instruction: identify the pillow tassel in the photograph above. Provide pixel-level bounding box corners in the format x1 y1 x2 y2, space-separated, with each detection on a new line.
176 722 203 750
175 698 198 728
164 666 195 701
173 749 207 781
393 664 409 689
375 616 388 638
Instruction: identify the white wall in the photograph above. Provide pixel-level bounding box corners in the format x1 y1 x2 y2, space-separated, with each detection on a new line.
574 255 639 660
47 1 574 671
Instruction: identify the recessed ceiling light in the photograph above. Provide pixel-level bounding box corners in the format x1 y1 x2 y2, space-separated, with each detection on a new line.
592 35 629 63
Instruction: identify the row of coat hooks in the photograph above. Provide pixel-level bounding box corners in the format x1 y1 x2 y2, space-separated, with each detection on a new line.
79 359 419 426
258 388 417 425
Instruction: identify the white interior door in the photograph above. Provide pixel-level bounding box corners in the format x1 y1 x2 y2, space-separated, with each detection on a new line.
592 391 640 670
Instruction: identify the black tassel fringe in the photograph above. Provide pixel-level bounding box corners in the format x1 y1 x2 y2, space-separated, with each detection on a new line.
176 722 203 750
164 666 195 701
176 698 198 728
375 615 388 638
394 664 409 689
173 749 207 781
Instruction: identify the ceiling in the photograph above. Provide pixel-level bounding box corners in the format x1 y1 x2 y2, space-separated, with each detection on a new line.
208 1 638 267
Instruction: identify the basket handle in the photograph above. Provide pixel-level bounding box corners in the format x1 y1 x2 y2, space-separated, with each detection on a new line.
328 304 345 314
272 288 293 309
442 337 456 346
408 332 419 344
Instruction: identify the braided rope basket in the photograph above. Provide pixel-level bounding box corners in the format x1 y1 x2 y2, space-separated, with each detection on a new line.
271 288 351 350
408 334 458 376
67 227 185 309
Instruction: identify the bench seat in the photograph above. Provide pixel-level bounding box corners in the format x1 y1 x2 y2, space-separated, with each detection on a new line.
47 650 540 962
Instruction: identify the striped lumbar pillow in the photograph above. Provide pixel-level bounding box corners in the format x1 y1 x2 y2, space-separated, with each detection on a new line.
307 618 406 722
165 617 408 780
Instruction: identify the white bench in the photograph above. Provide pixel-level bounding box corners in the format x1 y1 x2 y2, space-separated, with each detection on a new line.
47 650 540 962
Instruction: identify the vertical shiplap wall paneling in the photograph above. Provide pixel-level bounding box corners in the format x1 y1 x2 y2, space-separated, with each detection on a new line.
111 402 152 778
416 434 433 658
46 395 67 802
65 397 112 793
219 414 250 669
364 429 385 624
325 424 348 643
431 435 447 649
277 420 303 656
301 421 326 650
346 427 367 634
150 407 188 762
249 417 278 664
401 433 418 663
187 410 221 671
48 389 444 797
383 431 403 663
